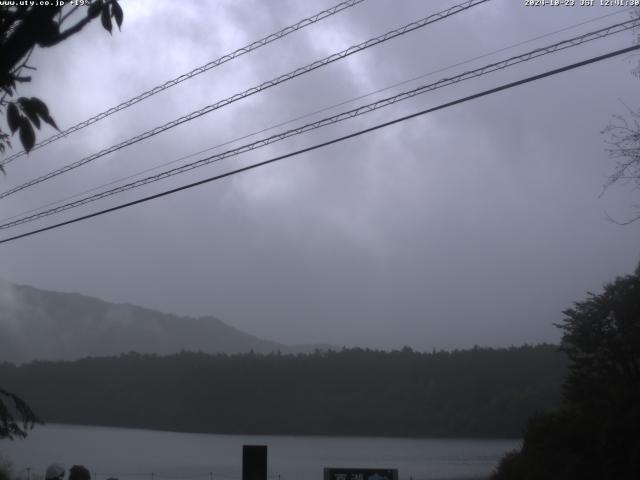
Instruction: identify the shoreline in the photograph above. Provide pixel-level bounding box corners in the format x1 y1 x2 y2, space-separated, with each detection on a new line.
25 422 522 442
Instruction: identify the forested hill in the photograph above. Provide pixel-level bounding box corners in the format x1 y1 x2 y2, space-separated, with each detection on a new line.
1 345 566 438
0 281 327 363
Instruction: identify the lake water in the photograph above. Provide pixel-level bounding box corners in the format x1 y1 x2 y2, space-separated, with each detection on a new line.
0 425 519 480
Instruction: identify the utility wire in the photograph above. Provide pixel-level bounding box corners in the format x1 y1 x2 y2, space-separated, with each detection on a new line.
0 0 366 167
1 6 631 225
1 18 636 231
0 0 490 200
1 44 637 246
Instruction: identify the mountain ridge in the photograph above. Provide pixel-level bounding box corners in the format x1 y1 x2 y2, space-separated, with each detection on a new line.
0 280 329 363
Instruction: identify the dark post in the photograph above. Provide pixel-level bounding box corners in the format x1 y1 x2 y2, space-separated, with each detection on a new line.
242 445 267 480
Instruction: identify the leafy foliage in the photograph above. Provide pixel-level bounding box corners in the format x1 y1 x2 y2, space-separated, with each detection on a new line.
6 96 59 153
0 388 41 440
0 345 566 438
560 268 640 414
491 265 640 479
0 0 124 164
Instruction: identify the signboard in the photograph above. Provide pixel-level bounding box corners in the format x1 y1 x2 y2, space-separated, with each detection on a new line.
324 468 398 480
243 445 267 480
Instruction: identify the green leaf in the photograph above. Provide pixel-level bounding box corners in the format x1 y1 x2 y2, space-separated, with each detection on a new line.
27 97 50 117
25 110 41 129
88 0 102 19
7 103 20 134
101 5 112 33
41 113 58 130
111 0 123 30
18 118 35 152
24 97 58 130
18 98 41 130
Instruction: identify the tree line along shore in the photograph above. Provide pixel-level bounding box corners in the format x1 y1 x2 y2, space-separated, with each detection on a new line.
1 345 565 438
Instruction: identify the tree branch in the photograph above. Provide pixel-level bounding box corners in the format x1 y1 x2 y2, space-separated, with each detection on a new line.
54 15 92 44
59 4 81 26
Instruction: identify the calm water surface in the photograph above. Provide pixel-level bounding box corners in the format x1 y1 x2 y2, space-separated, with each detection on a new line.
1 425 519 480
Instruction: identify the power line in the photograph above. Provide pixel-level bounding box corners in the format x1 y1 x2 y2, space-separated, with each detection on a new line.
0 0 366 167
1 43 637 246
2 6 631 225
0 0 490 200
2 17 636 231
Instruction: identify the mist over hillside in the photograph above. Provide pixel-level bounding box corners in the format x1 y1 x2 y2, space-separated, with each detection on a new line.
0 279 569 438
0 281 326 363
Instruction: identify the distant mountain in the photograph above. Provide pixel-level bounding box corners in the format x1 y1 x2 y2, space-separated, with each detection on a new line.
0 280 326 363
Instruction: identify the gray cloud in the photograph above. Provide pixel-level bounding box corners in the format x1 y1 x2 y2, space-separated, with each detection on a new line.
1 0 639 351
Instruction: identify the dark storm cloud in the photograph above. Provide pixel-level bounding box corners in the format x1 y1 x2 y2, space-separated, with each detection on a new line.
1 0 639 350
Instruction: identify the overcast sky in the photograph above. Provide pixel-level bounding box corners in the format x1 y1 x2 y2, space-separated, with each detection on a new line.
1 0 639 350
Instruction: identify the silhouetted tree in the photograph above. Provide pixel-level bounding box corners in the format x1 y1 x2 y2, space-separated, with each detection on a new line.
492 263 640 479
0 388 40 439
601 106 640 224
0 0 123 439
601 8 640 223
560 263 640 410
